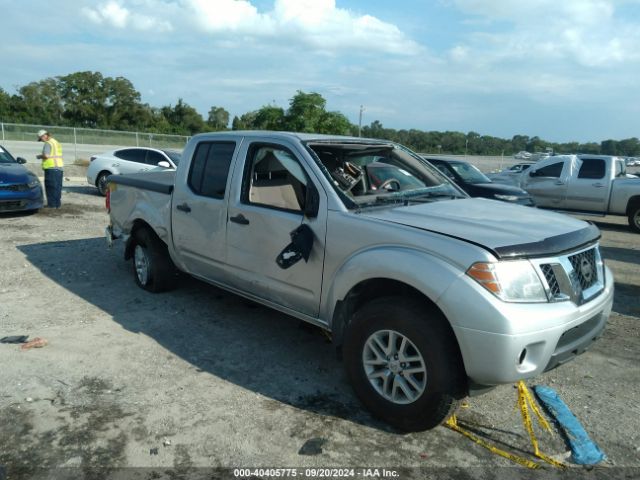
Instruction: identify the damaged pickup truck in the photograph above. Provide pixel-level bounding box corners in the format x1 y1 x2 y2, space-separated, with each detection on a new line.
106 131 614 431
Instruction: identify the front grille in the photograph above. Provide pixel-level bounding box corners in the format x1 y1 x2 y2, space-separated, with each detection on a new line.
0 200 25 211
0 184 29 192
568 248 598 290
540 264 560 297
533 245 604 305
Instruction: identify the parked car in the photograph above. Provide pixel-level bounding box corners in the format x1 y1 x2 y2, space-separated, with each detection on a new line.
513 151 532 160
0 144 43 213
87 147 181 195
520 154 640 232
425 157 535 206
107 131 612 431
487 162 535 186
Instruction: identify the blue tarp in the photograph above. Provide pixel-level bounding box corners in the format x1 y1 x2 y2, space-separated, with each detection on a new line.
533 385 606 465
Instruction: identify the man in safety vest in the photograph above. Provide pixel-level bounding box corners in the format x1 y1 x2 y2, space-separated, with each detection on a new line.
36 129 64 208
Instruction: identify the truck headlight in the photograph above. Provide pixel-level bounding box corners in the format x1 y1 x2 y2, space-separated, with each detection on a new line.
467 261 547 303
28 177 40 188
494 194 519 202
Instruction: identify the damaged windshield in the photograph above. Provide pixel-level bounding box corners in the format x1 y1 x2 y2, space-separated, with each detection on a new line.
305 141 465 209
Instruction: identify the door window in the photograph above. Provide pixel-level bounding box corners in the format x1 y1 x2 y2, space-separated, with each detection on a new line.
534 162 564 178
115 148 147 163
242 145 308 213
188 142 236 199
577 159 605 179
146 150 167 166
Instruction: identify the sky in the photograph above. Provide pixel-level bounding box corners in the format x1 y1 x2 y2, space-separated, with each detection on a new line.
2 0 640 143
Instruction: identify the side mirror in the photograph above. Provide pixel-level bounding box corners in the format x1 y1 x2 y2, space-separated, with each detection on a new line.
529 170 538 177
157 161 171 168
17 157 27 164
304 183 320 218
276 224 314 269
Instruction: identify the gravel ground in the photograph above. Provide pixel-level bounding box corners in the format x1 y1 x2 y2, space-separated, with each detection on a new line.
0 178 638 480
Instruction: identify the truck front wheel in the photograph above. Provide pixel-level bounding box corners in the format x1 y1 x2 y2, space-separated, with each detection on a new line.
132 228 177 292
343 297 464 432
629 204 640 233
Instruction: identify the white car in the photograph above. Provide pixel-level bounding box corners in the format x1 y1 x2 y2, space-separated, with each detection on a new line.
513 151 532 160
87 147 181 195
486 162 535 186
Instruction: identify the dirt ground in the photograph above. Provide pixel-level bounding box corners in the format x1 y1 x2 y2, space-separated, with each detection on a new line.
0 177 639 480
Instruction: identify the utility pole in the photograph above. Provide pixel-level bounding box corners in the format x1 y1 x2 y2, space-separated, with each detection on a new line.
358 105 364 137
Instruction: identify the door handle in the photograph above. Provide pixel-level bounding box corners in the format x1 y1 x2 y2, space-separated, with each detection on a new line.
176 203 191 213
554 180 565 185
592 183 605 188
230 213 250 225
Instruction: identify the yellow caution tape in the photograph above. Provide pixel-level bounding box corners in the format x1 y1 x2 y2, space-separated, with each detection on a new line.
445 415 540 469
517 381 567 469
445 381 567 470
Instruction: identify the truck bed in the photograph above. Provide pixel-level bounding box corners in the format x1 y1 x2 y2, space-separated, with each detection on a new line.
108 170 176 195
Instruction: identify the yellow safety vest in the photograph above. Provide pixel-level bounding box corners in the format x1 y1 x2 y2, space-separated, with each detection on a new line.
42 138 64 169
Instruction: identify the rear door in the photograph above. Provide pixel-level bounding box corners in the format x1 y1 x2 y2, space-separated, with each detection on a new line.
521 159 569 207
171 140 237 280
225 139 327 317
113 148 149 174
564 158 609 212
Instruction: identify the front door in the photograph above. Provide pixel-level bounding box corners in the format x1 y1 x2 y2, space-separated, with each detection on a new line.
225 140 327 318
521 159 569 208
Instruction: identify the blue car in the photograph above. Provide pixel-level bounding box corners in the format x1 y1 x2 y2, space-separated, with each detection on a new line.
0 145 44 213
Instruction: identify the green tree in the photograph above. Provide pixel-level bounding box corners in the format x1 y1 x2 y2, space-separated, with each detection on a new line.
58 71 109 127
207 106 230 131
160 99 205 135
232 111 258 130
18 78 64 125
317 111 352 135
253 105 285 130
103 76 145 130
284 91 326 132
600 139 617 155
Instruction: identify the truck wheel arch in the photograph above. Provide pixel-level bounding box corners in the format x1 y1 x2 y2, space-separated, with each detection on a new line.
626 196 640 233
331 278 465 384
125 220 160 260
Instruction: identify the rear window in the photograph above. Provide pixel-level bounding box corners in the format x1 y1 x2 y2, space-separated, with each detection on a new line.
115 148 147 163
188 142 236 199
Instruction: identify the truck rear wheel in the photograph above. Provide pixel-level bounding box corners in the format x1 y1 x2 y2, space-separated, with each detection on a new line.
629 204 640 233
132 228 177 292
343 296 464 432
96 171 110 196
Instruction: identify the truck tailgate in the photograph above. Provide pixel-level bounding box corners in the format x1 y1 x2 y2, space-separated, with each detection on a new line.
108 170 175 246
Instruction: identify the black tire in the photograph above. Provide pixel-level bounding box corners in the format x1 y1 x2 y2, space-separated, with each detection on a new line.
343 296 464 432
96 171 110 196
629 204 640 233
131 228 177 293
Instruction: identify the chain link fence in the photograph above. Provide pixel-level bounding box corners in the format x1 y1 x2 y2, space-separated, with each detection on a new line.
0 122 189 150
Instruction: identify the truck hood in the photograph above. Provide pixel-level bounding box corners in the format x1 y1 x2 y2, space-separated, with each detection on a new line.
361 198 599 259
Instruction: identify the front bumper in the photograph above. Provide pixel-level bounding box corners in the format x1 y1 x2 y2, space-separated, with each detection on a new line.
0 186 44 212
439 265 614 387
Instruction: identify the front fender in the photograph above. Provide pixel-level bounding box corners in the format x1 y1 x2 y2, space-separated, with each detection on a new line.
322 246 465 329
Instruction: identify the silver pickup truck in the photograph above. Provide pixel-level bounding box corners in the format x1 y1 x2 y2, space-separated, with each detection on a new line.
520 154 640 232
106 131 614 431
